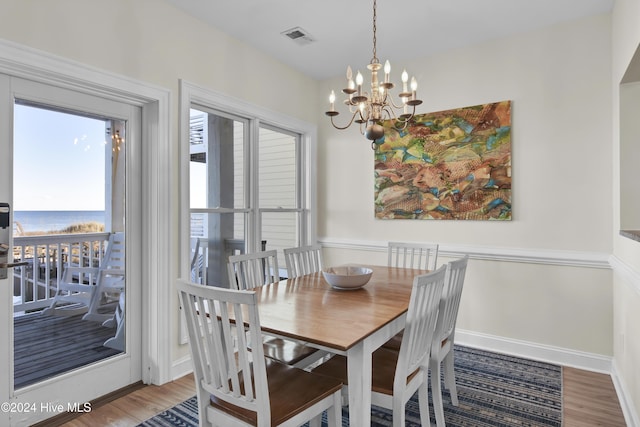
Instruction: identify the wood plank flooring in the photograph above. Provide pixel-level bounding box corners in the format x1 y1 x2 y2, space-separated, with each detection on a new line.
14 311 121 389
52 367 628 427
563 367 627 426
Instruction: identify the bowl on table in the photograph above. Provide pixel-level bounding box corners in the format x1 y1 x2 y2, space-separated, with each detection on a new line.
322 266 373 290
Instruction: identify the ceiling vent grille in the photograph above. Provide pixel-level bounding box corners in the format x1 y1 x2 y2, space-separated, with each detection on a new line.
281 27 315 46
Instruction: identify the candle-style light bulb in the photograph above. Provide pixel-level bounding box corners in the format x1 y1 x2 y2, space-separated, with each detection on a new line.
411 76 418 99
346 66 354 90
401 69 408 92
384 60 391 82
329 90 336 111
356 71 364 96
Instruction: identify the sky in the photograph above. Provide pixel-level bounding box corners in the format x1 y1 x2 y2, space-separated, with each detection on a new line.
13 104 107 211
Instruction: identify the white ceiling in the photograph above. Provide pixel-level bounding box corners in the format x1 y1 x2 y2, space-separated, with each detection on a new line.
163 0 614 80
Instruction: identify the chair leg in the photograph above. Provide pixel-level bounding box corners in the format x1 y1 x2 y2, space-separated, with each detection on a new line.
443 350 458 406
392 396 406 427
418 379 432 427
309 415 322 427
326 391 342 427
430 357 446 427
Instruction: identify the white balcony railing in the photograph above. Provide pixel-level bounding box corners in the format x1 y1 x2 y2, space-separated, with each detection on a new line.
12 232 111 314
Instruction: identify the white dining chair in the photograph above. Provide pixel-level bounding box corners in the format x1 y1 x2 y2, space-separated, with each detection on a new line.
227 249 280 290
227 250 321 368
283 244 323 278
383 241 439 351
430 255 469 427
312 265 447 427
388 241 439 270
177 279 342 427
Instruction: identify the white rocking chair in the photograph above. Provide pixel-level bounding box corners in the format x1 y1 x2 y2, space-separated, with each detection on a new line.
43 232 125 322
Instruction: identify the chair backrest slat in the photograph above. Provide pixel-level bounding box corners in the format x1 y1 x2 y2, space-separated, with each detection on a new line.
395 265 446 391
433 255 469 348
284 244 323 278
388 241 439 271
228 250 280 290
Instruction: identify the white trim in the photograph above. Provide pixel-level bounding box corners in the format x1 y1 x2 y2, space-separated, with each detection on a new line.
609 254 640 295
319 237 611 269
0 37 172 385
171 355 195 382
455 329 612 373
612 359 640 427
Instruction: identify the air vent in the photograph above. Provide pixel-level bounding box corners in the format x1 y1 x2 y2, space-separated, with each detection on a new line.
281 27 315 46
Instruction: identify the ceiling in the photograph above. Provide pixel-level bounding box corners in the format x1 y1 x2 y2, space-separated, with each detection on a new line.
163 0 614 80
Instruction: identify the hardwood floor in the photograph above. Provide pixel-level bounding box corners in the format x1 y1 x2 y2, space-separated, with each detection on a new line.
52 367 628 427
14 311 120 389
563 367 627 426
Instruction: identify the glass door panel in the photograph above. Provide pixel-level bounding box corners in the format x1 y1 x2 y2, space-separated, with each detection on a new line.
13 102 126 389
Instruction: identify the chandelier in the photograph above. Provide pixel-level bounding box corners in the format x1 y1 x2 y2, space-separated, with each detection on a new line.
325 0 422 149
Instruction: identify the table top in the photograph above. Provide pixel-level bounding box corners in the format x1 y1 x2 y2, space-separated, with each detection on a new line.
253 264 428 351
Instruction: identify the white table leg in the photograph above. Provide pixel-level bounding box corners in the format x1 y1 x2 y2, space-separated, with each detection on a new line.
346 341 371 427
345 314 406 426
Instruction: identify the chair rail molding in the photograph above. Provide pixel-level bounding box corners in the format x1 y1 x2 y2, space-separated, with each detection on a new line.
319 237 611 269
609 254 640 296
0 37 173 385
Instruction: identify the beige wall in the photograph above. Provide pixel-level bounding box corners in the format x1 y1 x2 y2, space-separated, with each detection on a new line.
612 0 640 421
318 12 614 357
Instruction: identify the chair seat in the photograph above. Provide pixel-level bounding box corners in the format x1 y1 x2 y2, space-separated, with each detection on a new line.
312 347 418 395
262 337 321 366
381 331 403 351
210 358 343 425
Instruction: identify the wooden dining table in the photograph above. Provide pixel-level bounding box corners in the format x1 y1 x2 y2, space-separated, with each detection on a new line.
251 264 428 427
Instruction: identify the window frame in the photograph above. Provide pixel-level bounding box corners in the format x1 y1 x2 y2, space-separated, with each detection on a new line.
178 80 317 284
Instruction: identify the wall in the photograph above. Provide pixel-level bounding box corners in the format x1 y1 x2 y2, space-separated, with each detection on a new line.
318 14 614 361
612 0 640 423
0 0 320 365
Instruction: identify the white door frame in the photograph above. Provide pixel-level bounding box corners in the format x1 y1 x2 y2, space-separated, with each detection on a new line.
0 38 172 393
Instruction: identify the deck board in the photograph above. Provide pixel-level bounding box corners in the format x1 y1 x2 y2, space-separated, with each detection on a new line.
14 311 121 388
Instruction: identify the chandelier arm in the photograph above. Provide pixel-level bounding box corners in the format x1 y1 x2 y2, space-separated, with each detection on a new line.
329 110 361 131
381 106 396 121
387 96 408 110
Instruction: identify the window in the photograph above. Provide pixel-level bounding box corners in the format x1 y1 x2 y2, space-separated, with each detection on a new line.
181 83 316 287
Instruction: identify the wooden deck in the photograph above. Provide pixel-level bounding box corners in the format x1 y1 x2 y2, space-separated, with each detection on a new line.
14 311 121 389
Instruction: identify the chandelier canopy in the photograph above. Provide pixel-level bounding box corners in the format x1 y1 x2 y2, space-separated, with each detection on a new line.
325 0 422 149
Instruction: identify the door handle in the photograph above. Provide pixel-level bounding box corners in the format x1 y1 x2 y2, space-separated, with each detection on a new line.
0 260 30 268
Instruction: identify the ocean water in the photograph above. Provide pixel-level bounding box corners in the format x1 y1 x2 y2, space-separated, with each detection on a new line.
14 210 105 233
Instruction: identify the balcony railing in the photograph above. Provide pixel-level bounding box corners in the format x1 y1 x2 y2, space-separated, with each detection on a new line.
12 232 111 314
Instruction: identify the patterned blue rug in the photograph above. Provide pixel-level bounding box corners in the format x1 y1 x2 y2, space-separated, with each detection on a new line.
138 345 562 426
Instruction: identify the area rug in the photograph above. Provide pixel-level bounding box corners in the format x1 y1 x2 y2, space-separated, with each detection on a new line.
137 345 562 426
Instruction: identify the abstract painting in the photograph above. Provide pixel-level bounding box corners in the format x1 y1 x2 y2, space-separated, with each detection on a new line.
374 100 511 220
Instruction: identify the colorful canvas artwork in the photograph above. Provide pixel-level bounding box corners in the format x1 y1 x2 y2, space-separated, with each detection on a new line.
374 100 511 220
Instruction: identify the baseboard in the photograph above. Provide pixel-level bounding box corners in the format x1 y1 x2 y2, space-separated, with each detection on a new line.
611 359 640 427
171 354 194 381
455 329 612 373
